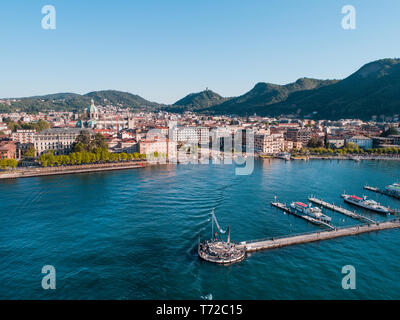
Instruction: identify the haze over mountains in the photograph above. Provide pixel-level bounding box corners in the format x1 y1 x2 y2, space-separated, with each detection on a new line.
1 58 400 120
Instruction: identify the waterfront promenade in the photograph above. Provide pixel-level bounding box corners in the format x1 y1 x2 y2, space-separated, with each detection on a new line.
0 161 152 179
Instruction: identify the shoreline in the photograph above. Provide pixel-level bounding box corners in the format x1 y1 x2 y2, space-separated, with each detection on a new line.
290 155 400 161
0 161 159 180
1 155 400 180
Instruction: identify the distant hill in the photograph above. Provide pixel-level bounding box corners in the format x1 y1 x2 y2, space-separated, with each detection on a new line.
204 78 338 115
85 90 161 109
3 58 400 119
0 90 162 113
263 58 400 119
202 58 400 120
171 89 230 111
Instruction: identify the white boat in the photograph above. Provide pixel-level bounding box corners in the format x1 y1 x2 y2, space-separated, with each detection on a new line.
341 194 389 214
276 152 291 161
385 183 400 197
290 202 332 223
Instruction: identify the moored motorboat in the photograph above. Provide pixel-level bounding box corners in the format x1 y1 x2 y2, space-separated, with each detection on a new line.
341 194 389 214
385 183 400 197
290 202 332 223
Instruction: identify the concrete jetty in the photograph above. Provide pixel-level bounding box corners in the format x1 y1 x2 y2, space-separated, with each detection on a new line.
271 201 335 230
308 197 376 224
364 185 400 200
240 219 400 253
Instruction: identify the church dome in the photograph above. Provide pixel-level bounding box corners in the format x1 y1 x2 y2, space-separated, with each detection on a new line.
87 99 98 114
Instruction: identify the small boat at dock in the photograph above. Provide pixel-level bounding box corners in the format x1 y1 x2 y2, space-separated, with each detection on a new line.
276 152 291 161
290 202 332 223
385 182 400 197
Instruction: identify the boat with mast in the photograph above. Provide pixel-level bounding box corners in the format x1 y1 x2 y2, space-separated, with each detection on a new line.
198 210 246 264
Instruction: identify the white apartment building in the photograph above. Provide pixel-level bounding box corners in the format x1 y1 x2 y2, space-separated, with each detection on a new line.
34 128 92 156
346 136 373 149
12 130 36 144
139 138 177 159
0 123 11 135
254 133 284 155
172 126 209 145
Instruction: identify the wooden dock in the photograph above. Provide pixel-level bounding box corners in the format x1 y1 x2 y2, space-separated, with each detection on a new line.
271 202 335 230
308 197 376 224
239 219 400 253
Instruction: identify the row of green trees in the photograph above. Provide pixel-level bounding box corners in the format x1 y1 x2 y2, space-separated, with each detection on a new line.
297 145 400 155
0 159 18 170
5 119 50 133
36 148 169 167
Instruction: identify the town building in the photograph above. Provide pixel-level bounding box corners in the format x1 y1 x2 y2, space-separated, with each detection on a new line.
34 128 92 156
172 126 209 145
254 133 284 154
283 140 303 151
12 130 36 144
77 99 136 131
285 128 313 145
0 141 17 159
139 138 177 159
346 136 373 149
327 136 346 149
388 135 400 146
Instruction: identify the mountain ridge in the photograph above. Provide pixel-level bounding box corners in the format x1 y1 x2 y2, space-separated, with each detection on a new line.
0 90 163 113
2 58 400 120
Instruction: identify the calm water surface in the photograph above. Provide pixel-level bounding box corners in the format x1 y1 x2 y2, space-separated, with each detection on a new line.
0 159 399 299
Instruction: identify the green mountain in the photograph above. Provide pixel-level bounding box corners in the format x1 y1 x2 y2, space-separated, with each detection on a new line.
0 90 162 113
264 58 400 119
171 89 229 111
203 58 400 120
3 58 400 119
204 78 338 115
85 90 161 109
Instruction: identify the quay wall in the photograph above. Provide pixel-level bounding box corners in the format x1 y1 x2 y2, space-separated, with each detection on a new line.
0 161 162 180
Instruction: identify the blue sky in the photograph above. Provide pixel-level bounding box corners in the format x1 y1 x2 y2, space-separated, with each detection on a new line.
1 0 399 103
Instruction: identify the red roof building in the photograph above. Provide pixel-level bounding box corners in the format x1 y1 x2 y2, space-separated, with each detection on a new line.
0 141 17 159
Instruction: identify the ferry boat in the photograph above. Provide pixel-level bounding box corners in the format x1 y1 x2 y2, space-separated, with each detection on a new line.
385 183 400 197
290 202 332 223
341 194 389 214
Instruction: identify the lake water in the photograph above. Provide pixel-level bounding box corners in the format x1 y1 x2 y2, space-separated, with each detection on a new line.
0 159 399 299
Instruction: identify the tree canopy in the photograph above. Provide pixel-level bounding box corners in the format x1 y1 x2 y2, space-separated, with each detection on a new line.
5 119 50 133
73 132 108 153
24 145 36 158
38 149 148 167
381 126 399 137
0 159 18 170
307 137 324 148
